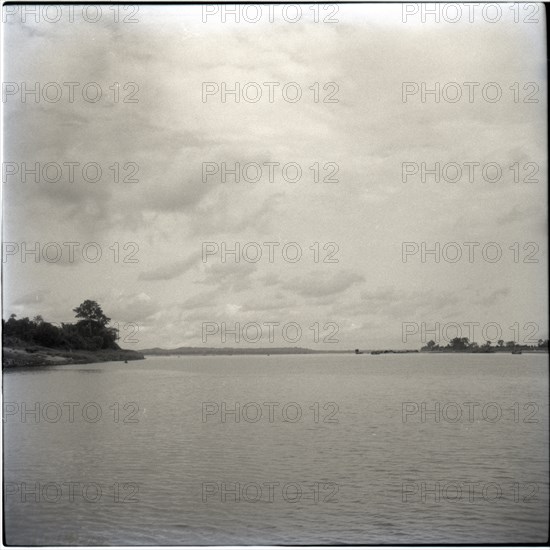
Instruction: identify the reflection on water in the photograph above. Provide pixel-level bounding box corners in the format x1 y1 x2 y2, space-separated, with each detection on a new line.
3 353 549 544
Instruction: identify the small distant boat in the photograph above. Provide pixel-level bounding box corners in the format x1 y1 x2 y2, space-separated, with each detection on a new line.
124 360 128 363
354 349 363 355
511 350 522 355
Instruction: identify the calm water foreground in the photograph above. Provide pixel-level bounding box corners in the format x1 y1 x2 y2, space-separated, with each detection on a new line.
3 353 548 545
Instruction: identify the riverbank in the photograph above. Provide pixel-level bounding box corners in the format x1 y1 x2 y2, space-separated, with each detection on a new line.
2 345 145 368
419 349 548 354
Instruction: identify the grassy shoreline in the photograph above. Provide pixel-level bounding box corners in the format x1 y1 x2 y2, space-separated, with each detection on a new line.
3 346 547 368
2 345 145 368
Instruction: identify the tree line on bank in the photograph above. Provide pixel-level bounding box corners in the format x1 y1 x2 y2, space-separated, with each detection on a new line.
422 337 549 352
2 300 120 351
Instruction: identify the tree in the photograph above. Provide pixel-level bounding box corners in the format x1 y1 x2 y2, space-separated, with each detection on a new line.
498 340 504 347
34 322 62 347
73 300 110 327
449 337 469 350
3 302 119 352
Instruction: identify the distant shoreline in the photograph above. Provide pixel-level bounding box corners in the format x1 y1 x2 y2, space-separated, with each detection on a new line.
140 349 548 357
3 345 547 369
139 347 420 356
138 349 548 357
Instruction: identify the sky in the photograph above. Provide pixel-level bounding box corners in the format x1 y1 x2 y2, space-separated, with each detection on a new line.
1 3 548 350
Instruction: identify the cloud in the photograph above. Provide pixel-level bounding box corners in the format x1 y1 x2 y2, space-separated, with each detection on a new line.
13 289 51 306
107 292 158 323
138 256 196 281
282 271 365 298
496 206 530 226
479 287 510 307
239 293 295 312
180 290 220 310
196 261 258 292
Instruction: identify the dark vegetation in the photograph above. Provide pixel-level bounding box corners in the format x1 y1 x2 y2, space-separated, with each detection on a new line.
3 300 118 351
2 300 144 367
422 337 549 352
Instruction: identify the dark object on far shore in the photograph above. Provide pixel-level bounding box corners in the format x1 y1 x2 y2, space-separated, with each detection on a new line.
370 350 418 355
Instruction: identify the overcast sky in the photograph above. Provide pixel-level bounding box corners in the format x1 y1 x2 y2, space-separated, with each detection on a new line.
2 4 548 350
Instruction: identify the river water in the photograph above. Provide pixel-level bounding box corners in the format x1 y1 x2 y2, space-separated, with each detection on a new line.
3 353 548 544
